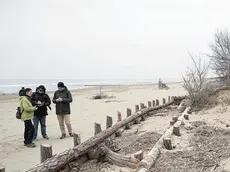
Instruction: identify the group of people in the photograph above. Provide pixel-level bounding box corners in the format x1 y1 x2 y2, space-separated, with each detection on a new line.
19 82 73 148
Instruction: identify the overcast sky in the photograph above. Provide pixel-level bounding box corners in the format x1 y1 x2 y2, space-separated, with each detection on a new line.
0 0 230 80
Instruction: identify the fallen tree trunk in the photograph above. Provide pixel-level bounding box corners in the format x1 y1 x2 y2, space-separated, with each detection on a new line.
137 107 191 171
98 144 140 169
27 96 186 172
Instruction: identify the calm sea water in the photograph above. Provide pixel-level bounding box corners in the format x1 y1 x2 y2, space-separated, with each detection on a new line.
0 78 181 93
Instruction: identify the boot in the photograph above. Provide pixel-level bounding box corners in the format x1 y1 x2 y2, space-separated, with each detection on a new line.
69 133 73 137
60 134 66 139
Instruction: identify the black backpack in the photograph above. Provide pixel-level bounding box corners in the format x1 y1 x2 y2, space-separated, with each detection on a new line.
16 107 24 119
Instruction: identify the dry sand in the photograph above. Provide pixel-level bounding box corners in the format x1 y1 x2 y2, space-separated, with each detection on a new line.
0 83 185 172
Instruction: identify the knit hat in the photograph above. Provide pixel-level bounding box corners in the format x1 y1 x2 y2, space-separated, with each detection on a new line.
57 82 65 88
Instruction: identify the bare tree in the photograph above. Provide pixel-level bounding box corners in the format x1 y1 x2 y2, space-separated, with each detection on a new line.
208 29 230 84
183 53 210 108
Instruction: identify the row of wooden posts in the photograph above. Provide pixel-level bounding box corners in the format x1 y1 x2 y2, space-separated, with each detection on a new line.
0 95 174 172
37 96 171 165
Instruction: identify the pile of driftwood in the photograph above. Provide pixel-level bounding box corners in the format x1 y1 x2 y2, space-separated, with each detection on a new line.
25 95 187 172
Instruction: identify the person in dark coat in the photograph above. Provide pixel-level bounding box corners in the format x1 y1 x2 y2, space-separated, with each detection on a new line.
31 85 51 140
53 82 73 139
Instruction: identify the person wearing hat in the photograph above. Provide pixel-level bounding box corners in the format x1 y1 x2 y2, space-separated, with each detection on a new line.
53 82 73 139
31 85 51 140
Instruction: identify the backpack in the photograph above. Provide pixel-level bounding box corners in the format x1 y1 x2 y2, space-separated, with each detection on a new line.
16 107 24 119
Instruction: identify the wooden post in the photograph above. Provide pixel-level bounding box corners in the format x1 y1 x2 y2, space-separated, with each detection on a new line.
173 122 181 136
40 144 53 163
140 103 146 121
134 150 144 161
152 100 155 106
170 121 175 126
148 101 152 107
184 114 189 120
106 115 113 129
0 164 5 172
125 108 132 129
163 138 173 150
73 132 81 147
168 96 171 102
134 105 141 124
115 112 123 137
94 123 102 136
156 99 159 106
162 98 166 104
117 111 122 122
172 116 178 123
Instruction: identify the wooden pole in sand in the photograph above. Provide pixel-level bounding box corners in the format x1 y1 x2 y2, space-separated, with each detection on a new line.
0 164 5 172
148 101 152 107
125 108 132 129
162 98 166 104
106 115 113 129
140 103 146 121
156 99 159 106
134 105 141 124
40 144 53 163
168 96 171 102
94 123 102 136
163 138 173 150
73 132 81 147
115 112 123 137
152 100 155 107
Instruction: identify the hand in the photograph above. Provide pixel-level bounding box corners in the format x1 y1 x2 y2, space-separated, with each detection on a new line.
37 101 42 105
34 106 38 111
56 98 63 102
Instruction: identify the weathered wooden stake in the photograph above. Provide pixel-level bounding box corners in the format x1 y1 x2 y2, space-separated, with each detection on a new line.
162 98 166 104
0 164 5 172
134 105 141 124
173 122 181 136
140 103 146 121
168 96 171 102
125 108 132 129
73 132 81 147
184 114 189 120
134 150 144 161
172 116 178 123
117 111 122 122
115 112 123 137
170 121 175 126
156 99 159 106
148 101 152 107
106 115 113 129
40 144 53 163
94 123 102 136
152 100 155 106
163 138 173 150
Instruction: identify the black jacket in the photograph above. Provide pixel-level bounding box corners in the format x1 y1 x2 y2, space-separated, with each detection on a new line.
53 87 73 115
31 92 51 117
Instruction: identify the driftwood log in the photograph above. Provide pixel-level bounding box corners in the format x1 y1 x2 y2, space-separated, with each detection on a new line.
27 96 186 172
97 144 140 169
137 107 191 172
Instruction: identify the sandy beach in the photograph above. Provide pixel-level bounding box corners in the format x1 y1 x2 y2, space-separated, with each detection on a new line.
0 83 185 172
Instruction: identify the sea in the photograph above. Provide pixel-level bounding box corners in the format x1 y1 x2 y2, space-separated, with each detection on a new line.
0 78 181 94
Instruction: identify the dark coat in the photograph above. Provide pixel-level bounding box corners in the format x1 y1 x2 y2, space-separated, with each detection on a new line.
52 87 73 115
31 92 51 117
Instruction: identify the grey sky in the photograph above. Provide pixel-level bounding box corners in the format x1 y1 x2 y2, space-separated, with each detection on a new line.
0 0 229 80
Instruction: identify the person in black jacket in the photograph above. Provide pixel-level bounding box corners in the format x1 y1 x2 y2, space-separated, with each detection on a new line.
31 85 51 140
53 82 73 139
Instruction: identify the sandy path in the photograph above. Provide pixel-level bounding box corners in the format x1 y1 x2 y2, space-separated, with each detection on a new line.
0 83 185 172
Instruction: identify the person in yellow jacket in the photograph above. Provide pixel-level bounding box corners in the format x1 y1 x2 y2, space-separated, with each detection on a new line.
20 88 38 148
